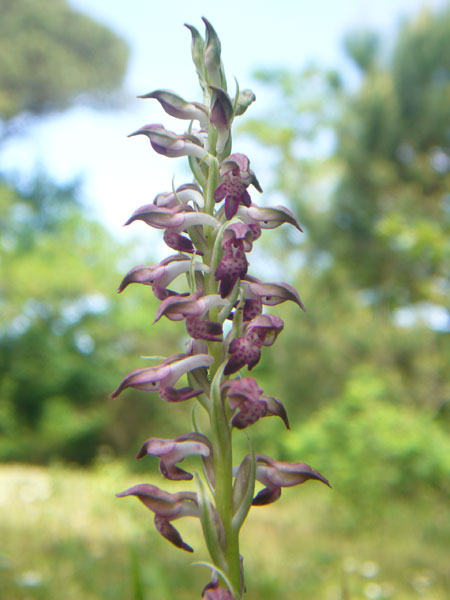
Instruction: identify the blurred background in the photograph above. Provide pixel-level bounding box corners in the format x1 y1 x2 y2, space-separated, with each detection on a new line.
0 1 449 599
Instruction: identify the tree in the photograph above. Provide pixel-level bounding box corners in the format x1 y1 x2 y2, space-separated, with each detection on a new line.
0 177 184 463
0 0 129 133
246 7 450 311
0 1 160 464
240 6 449 428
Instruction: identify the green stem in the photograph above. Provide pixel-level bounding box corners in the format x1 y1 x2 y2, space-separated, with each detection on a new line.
201 161 242 597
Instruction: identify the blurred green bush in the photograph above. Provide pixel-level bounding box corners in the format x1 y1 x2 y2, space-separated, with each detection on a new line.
283 366 450 510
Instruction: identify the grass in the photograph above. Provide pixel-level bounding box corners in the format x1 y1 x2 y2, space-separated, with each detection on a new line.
0 462 448 600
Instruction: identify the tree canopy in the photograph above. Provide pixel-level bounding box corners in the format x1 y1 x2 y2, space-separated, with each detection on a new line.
0 0 129 126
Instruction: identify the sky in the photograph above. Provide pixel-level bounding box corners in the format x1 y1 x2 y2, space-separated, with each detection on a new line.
1 0 446 242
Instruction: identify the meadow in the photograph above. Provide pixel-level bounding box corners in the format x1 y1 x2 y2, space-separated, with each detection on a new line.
1 461 448 600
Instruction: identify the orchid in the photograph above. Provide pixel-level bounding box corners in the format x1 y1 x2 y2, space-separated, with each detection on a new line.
153 183 204 208
139 89 209 127
252 455 331 506
111 353 213 402
238 203 303 231
117 254 208 299
128 123 209 160
223 377 289 429
136 433 212 480
113 18 331 599
224 314 284 375
214 153 262 219
117 484 198 551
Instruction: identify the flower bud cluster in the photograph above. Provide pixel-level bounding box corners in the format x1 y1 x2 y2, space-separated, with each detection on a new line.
113 18 330 599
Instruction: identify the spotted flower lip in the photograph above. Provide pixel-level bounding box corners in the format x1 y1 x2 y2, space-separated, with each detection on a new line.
224 334 262 375
241 278 306 311
252 455 331 506
117 255 209 296
215 243 248 298
138 89 209 127
224 314 284 374
116 483 198 552
223 377 290 429
136 432 211 480
237 204 303 232
214 222 259 299
214 153 262 219
110 353 214 401
128 123 209 160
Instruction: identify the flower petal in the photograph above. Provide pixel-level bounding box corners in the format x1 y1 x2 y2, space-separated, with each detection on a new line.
238 204 303 231
154 515 194 552
128 123 209 159
139 89 208 126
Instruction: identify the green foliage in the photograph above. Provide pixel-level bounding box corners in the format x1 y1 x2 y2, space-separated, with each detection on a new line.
245 6 450 310
0 177 188 464
0 0 129 123
240 6 450 534
283 366 450 510
331 9 450 308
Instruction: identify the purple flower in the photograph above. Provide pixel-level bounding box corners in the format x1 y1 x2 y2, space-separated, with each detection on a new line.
124 203 218 254
224 314 284 375
111 353 213 402
215 243 248 299
214 154 262 219
252 455 331 506
153 183 204 209
124 203 218 231
224 334 262 375
238 203 303 232
153 290 225 341
214 222 261 298
223 222 261 252
241 278 306 312
128 123 209 160
117 255 208 300
136 432 211 481
223 377 289 429
116 484 198 552
185 316 223 342
246 314 284 346
138 90 208 127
